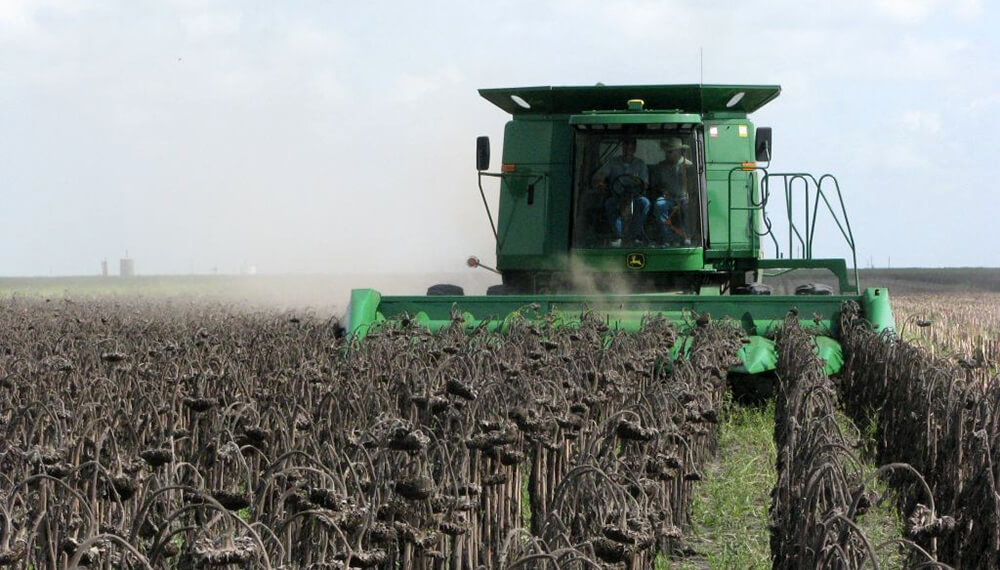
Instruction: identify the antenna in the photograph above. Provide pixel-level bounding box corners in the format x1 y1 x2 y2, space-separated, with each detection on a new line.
699 47 704 84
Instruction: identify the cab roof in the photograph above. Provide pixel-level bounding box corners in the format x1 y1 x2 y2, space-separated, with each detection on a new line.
479 84 781 116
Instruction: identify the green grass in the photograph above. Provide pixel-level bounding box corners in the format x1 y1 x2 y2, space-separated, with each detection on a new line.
666 400 777 569
838 411 905 569
658 401 904 570
522 466 532 530
852 469 905 569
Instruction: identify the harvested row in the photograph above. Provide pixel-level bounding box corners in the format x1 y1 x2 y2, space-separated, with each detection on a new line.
0 298 742 569
839 302 1000 568
770 317 947 570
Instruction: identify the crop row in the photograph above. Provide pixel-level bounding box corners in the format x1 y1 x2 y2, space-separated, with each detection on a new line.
839 302 1000 568
769 317 951 569
0 299 741 569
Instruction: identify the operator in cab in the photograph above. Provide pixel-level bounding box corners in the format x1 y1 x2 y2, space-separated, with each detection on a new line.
592 137 649 247
651 137 694 246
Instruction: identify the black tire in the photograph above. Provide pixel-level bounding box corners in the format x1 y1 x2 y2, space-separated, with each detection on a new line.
733 283 772 296
794 283 833 296
486 284 508 296
427 283 464 296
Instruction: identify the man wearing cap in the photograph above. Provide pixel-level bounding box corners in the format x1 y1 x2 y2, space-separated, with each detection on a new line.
651 137 694 246
592 137 650 247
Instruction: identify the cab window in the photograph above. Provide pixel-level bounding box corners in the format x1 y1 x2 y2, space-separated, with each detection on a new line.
571 130 702 249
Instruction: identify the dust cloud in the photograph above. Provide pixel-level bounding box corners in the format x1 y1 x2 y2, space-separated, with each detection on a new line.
221 272 501 315
565 256 644 296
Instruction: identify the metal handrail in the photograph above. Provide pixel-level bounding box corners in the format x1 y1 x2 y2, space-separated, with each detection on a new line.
725 168 859 288
725 166 775 255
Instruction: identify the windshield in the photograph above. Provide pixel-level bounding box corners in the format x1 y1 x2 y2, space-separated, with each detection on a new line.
572 130 702 249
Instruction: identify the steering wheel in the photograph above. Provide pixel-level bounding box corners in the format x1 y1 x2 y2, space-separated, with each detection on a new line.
608 174 646 199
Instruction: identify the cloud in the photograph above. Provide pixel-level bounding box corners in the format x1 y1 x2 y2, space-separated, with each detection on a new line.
599 0 696 39
0 0 32 29
312 69 346 102
818 35 972 83
390 65 463 103
0 0 81 46
285 25 343 59
875 0 939 23
967 93 1000 113
875 0 982 23
952 0 983 19
901 110 942 134
185 10 242 39
0 0 87 27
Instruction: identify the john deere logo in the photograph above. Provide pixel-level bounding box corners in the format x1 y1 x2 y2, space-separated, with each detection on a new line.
626 252 646 270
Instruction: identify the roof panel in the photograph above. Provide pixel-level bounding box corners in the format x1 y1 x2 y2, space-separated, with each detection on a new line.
479 84 781 116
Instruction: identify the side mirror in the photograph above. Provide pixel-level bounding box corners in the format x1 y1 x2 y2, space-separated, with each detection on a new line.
755 127 772 162
476 136 490 171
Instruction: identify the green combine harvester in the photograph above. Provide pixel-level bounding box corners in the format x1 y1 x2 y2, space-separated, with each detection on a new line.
348 84 894 375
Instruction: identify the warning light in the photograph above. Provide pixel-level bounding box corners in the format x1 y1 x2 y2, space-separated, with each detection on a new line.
741 162 757 171
501 164 516 173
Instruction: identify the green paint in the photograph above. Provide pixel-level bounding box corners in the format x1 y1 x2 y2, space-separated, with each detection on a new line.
346 290 899 375
347 83 892 376
813 335 844 375
733 336 778 375
347 288 381 340
479 83 859 294
861 288 895 332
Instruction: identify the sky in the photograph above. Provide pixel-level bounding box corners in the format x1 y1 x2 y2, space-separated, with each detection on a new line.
1 0 997 276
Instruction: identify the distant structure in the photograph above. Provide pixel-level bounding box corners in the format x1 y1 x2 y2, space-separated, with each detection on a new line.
101 259 109 277
120 252 135 278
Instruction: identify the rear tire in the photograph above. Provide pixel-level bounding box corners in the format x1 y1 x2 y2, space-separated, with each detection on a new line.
427 284 464 296
486 284 508 296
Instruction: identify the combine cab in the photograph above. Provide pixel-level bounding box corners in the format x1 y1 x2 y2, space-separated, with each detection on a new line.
348 84 893 374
